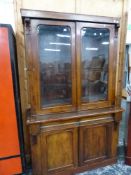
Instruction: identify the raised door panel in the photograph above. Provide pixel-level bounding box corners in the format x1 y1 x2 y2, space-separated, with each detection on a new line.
83 126 106 160
40 126 78 174
79 120 114 165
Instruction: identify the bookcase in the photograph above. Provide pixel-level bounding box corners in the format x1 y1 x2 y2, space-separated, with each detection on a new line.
21 9 123 175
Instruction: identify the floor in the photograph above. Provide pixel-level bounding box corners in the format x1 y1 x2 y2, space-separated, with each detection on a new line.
26 161 131 175
76 160 131 175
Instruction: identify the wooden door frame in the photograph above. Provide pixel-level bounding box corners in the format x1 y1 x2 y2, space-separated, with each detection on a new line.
76 22 116 110
26 19 77 114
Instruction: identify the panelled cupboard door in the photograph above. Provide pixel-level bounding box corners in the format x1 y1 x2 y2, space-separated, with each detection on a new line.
79 120 114 165
28 20 76 114
76 22 116 110
30 124 78 175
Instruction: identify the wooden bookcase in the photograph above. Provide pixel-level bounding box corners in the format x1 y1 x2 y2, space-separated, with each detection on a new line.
21 9 123 175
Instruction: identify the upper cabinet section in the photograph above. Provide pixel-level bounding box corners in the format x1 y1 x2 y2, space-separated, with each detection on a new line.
21 9 120 114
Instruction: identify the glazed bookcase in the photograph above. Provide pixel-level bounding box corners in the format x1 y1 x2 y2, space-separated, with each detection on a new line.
21 9 123 175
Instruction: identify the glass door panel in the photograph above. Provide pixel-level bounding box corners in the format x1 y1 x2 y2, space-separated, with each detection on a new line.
37 25 72 107
81 27 110 102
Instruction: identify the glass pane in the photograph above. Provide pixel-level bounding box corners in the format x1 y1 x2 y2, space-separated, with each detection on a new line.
38 25 72 107
81 27 110 102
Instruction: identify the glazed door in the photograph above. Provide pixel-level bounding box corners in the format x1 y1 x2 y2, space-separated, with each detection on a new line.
76 22 116 110
28 20 76 114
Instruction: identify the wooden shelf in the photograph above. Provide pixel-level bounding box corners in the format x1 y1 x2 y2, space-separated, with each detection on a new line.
27 107 124 125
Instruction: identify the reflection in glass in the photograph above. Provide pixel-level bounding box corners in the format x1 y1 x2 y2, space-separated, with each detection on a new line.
38 25 72 107
81 28 110 102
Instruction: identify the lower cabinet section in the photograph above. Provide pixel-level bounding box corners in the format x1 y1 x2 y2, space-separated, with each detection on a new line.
29 115 120 175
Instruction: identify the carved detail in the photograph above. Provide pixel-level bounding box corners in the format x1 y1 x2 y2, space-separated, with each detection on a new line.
31 135 37 145
113 112 122 123
115 26 119 38
26 107 31 119
24 18 31 34
30 124 41 145
30 124 40 135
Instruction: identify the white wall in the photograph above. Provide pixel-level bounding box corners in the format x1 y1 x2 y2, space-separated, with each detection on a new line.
22 0 123 17
0 0 15 31
0 0 124 33
126 0 131 44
